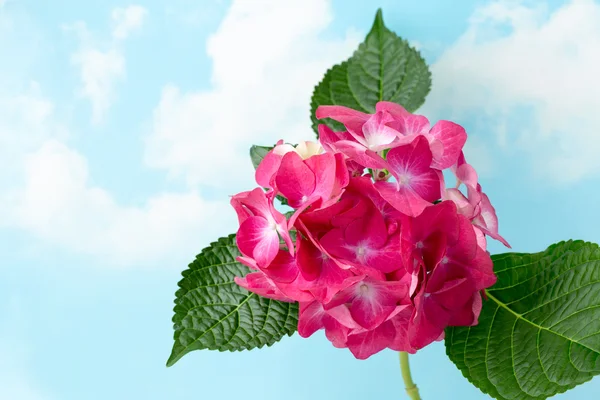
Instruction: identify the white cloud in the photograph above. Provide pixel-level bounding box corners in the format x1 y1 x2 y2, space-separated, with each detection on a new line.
1 134 233 267
0 0 361 266
111 5 148 40
424 0 600 184
68 6 148 125
145 0 361 189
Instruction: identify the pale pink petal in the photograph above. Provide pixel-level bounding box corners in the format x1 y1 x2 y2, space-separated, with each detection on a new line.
361 111 400 151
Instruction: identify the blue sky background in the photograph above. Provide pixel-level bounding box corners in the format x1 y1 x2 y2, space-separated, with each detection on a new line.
1 0 599 399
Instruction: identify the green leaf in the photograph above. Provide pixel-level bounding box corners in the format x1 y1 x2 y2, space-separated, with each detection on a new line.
167 234 299 367
446 240 600 399
310 8 431 136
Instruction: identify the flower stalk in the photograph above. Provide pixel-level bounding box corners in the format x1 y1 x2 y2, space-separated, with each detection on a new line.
399 352 421 400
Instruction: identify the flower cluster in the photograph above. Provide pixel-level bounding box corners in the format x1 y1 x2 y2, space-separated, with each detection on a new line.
231 101 509 359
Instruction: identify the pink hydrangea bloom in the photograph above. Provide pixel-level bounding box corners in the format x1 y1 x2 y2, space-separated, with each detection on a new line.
230 101 508 360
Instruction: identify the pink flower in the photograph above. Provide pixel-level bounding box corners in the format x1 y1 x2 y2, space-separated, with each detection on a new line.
256 140 349 221
375 136 442 217
255 140 323 189
324 276 408 330
229 102 506 361
400 201 496 349
230 188 293 267
318 195 404 274
295 233 353 303
444 152 510 249
316 102 467 171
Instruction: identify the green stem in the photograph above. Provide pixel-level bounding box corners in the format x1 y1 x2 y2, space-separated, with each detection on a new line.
399 352 421 400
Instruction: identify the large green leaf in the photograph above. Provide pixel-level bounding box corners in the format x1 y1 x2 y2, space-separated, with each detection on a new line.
310 9 431 135
167 234 299 367
446 240 600 399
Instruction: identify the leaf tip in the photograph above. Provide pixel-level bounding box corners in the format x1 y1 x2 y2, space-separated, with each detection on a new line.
166 350 180 368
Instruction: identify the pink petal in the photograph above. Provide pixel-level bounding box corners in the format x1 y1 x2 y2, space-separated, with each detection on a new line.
327 278 408 330
474 192 511 248
261 250 299 283
334 140 391 170
428 120 467 170
318 124 357 153
298 300 326 338
230 189 270 225
234 273 293 302
361 111 400 151
393 114 430 138
386 135 434 178
296 234 323 281
304 152 337 206
346 319 396 359
389 306 417 353
275 152 316 208
375 101 411 118
344 208 388 249
255 150 282 189
375 181 435 217
236 216 280 267
315 105 370 137
333 153 350 196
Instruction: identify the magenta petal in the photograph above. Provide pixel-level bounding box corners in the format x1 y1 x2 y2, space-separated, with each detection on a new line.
346 320 395 359
296 234 323 281
261 250 299 283
428 120 467 170
236 216 279 267
320 228 358 264
327 279 407 330
275 152 316 208
366 236 403 273
344 209 388 249
409 292 448 349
